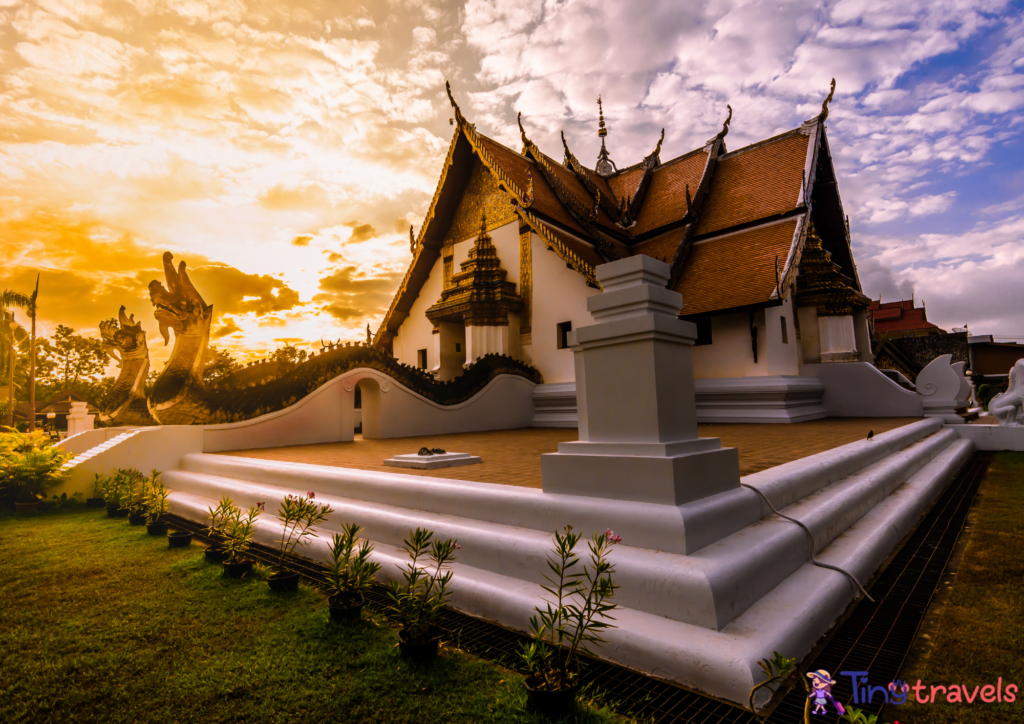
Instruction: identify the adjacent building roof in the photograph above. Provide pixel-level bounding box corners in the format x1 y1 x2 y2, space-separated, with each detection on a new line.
868 299 944 337
374 81 863 350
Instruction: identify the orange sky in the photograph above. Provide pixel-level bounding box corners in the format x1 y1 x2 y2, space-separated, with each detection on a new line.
0 0 460 371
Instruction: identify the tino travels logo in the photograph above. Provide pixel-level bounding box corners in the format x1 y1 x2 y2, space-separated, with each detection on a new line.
806 670 1019 718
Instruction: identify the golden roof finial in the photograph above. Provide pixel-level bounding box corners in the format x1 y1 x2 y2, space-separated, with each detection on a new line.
654 128 665 156
820 78 836 121
518 112 530 149
597 95 607 138
719 105 732 139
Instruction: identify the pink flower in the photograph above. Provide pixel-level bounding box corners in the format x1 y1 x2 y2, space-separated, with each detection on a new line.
455 544 461 550
604 529 622 545
256 501 265 510
307 491 316 499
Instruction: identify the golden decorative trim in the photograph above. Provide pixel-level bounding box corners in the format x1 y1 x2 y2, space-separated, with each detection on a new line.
795 221 870 316
519 227 532 335
442 159 517 246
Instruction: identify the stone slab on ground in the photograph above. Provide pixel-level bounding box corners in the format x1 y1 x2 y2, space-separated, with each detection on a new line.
383 452 482 469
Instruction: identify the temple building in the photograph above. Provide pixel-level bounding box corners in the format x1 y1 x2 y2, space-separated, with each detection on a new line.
374 82 873 423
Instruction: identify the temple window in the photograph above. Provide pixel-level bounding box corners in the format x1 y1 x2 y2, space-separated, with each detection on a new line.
417 349 427 369
455 343 461 354
781 317 789 344
557 321 573 350
695 319 712 346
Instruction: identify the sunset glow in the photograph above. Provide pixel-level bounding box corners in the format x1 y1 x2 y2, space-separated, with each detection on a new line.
2 0 1023 372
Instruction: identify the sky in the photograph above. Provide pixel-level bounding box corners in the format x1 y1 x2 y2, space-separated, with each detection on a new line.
1 0 1023 373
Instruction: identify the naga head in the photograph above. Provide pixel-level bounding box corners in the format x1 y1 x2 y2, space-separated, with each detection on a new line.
100 306 149 366
148 252 213 345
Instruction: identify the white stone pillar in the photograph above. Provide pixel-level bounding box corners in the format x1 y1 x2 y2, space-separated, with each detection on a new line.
818 315 859 363
541 256 740 505
67 401 95 437
465 324 511 363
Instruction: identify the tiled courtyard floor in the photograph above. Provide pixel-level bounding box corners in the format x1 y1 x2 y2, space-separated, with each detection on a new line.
219 417 923 489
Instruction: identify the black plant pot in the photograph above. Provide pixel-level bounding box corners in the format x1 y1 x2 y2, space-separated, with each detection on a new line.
107 505 128 518
167 531 193 548
524 678 580 716
147 520 170 536
397 627 440 663
328 593 365 623
86 497 105 508
128 508 147 525
223 559 254 579
205 546 227 564
268 571 300 593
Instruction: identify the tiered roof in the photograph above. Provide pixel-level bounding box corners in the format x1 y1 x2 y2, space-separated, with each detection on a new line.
375 80 864 350
868 299 944 336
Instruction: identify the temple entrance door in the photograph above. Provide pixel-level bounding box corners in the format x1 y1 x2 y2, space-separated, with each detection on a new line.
435 321 467 381
358 377 382 438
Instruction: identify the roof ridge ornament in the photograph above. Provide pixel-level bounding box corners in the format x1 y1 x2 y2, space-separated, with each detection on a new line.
517 111 530 153
820 78 836 122
409 225 416 254
705 105 732 146
595 95 618 177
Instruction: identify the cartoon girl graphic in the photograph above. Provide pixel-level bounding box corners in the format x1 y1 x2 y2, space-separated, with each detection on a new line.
807 670 846 716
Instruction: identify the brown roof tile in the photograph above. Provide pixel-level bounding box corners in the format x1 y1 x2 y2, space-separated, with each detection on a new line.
607 165 645 200
632 227 684 263
632 150 708 236
695 133 809 236
676 218 798 316
544 225 605 270
478 137 587 236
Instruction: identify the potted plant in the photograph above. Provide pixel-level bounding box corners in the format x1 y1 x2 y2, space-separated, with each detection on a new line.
87 473 106 508
518 526 621 715
203 495 235 563
0 431 69 512
107 469 135 518
387 527 459 661
222 502 264 579
145 479 170 536
127 470 151 525
323 523 382 622
270 491 333 593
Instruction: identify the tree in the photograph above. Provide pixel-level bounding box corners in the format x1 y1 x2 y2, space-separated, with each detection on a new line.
271 344 308 367
49 325 108 391
203 346 240 384
1 290 32 428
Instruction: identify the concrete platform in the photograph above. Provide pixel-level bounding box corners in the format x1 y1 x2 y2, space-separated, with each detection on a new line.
217 417 923 487
383 452 482 469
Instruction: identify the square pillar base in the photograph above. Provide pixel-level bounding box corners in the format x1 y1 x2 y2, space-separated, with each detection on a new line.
541 445 741 505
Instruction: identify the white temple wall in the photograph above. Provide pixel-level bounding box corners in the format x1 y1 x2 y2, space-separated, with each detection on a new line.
764 298 800 376
392 256 443 370
693 311 764 378
854 310 874 363
529 233 600 383
797 306 821 363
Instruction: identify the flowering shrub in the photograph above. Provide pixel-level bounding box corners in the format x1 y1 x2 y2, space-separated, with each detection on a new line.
205 495 235 542
222 502 264 564
145 480 170 524
110 469 141 511
324 523 382 606
274 491 333 574
518 526 621 692
387 527 459 643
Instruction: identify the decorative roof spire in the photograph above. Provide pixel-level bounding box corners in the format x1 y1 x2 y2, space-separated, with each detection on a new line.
595 95 617 177
819 78 836 122
706 105 732 145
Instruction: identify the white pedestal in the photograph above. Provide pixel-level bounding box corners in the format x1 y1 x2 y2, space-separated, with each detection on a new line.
384 452 482 470
541 256 741 504
67 401 95 437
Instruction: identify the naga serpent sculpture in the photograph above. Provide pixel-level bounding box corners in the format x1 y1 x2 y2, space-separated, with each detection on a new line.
98 306 156 426
988 360 1024 426
97 251 542 426
146 252 214 425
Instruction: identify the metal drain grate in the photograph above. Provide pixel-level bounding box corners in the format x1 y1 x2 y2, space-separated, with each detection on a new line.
765 451 993 724
163 451 991 724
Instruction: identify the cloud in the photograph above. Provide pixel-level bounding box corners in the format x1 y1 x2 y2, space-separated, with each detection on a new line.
345 222 377 243
212 319 243 338
291 235 313 246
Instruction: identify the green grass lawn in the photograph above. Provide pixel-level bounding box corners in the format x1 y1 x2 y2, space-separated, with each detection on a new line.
0 508 625 724
899 452 1024 723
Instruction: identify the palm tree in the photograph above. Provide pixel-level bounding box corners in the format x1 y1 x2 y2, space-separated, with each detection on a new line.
1 288 32 428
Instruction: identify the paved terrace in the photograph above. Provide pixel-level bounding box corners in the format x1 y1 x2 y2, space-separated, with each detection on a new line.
218 418 922 489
